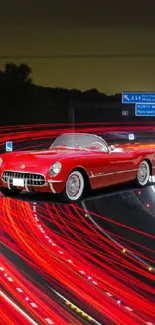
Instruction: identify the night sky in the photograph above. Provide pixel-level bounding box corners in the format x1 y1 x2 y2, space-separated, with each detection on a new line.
1 0 155 94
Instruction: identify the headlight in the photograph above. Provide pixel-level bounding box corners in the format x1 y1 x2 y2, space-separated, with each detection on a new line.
49 162 62 177
0 158 3 167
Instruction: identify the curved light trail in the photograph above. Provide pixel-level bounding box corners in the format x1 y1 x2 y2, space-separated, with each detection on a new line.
0 123 155 325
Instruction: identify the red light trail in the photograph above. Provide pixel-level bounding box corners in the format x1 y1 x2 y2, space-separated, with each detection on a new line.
1 196 155 325
0 123 155 325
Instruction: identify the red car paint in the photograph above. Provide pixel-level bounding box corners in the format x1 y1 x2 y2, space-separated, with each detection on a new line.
0 135 155 195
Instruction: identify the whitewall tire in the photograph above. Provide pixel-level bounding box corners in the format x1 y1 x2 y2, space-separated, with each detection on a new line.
62 170 85 202
135 160 150 187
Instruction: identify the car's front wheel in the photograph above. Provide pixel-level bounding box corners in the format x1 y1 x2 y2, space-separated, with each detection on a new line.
60 170 85 202
0 187 22 197
135 160 150 187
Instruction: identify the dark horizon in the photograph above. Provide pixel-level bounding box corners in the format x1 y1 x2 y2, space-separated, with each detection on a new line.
0 0 155 94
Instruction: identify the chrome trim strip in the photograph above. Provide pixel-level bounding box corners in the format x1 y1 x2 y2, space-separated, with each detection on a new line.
49 182 56 193
48 180 64 183
24 179 30 192
112 168 138 174
89 168 138 178
7 177 11 189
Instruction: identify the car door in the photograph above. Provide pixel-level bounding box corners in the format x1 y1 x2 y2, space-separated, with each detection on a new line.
86 152 112 189
108 150 137 184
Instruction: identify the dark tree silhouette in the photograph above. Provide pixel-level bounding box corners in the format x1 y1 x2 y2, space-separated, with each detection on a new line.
83 88 107 101
2 63 32 84
18 64 32 84
0 70 4 83
0 61 131 126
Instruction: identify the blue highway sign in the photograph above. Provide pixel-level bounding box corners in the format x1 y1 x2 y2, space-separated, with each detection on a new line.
135 103 155 116
122 92 155 104
6 141 13 152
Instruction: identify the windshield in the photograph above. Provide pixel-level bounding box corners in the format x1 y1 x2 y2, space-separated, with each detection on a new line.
50 133 109 152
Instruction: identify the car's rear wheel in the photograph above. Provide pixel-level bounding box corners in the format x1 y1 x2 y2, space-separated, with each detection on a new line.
60 170 85 202
135 160 150 187
0 187 22 197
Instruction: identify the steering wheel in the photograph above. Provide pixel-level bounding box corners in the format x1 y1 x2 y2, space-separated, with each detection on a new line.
92 142 108 151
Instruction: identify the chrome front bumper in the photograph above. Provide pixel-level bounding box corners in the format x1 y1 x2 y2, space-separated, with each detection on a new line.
2 170 46 192
2 170 64 194
48 179 64 193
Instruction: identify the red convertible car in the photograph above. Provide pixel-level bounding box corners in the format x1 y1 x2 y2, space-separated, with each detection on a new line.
0 133 154 202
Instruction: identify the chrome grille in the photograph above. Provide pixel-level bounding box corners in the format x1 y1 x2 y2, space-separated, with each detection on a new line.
2 171 45 186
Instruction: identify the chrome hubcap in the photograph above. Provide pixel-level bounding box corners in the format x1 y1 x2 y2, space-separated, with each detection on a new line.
67 175 80 197
138 163 148 183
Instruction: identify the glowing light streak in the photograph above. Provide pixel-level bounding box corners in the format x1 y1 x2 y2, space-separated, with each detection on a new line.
0 290 39 325
0 124 155 325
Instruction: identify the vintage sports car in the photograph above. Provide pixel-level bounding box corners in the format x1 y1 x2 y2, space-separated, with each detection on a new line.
0 133 154 202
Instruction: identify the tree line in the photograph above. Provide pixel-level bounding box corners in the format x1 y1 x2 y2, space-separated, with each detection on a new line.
0 63 124 125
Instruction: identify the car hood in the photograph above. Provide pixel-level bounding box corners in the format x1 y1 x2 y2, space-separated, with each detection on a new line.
1 148 86 172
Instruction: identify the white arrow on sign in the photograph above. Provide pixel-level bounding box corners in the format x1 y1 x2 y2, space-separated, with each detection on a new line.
124 95 130 101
